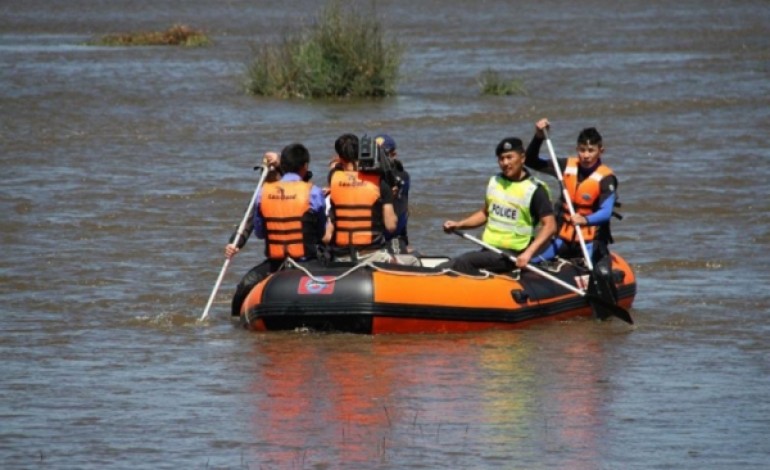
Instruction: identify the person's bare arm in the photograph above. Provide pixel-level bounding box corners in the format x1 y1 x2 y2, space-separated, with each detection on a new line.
383 203 398 233
442 206 488 232
517 214 556 268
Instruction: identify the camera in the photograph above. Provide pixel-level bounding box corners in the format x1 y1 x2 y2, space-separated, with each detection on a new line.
357 133 403 189
357 134 381 171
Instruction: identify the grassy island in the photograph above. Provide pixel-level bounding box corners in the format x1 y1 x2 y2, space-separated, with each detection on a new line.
478 68 528 96
245 1 402 99
91 24 210 47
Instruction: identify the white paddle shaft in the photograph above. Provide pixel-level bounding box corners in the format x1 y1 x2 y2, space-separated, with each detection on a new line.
199 164 270 321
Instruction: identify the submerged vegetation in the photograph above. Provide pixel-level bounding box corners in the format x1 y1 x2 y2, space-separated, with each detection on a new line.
478 68 528 96
245 0 402 99
91 24 210 47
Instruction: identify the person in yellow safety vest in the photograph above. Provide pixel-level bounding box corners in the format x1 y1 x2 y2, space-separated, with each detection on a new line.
525 118 620 267
323 134 419 265
441 137 557 275
226 143 327 316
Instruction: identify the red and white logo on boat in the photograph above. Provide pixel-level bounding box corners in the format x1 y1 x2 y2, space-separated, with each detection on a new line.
297 276 335 295
574 275 590 290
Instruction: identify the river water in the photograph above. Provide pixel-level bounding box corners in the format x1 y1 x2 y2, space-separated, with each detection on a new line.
2 0 769 468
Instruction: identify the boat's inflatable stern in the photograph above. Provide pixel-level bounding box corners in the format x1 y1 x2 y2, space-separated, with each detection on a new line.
242 268 376 333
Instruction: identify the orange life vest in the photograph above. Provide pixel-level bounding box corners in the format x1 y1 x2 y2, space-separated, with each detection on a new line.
329 171 385 249
260 180 319 260
559 157 614 243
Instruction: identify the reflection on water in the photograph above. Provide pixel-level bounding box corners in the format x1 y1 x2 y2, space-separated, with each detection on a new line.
245 326 613 468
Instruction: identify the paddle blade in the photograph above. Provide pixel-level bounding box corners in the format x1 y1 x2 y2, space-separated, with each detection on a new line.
586 293 634 324
586 271 634 324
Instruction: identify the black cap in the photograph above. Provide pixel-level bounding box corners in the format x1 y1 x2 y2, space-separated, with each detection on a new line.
495 137 524 156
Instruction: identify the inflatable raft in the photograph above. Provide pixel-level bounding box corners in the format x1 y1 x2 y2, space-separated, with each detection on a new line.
239 252 636 334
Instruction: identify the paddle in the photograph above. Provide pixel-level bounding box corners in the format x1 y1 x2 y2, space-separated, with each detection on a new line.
199 161 271 322
453 230 633 324
543 128 621 319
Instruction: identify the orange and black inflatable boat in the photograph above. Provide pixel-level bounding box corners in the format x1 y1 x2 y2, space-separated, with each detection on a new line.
239 252 636 334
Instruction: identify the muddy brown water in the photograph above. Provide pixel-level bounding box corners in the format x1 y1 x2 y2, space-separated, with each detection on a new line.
2 1 769 468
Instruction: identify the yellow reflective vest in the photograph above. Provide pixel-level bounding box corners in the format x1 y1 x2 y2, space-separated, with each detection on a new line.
482 174 547 251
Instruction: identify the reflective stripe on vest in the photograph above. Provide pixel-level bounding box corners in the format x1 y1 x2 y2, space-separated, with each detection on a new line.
329 171 385 248
481 175 541 251
261 180 314 259
560 157 614 243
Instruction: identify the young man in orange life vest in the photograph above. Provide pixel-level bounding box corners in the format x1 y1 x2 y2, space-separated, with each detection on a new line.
226 143 327 316
440 137 557 275
524 118 620 270
323 134 418 265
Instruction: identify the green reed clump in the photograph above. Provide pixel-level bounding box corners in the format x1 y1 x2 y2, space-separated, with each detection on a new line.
245 0 402 99
478 68 528 96
92 24 210 47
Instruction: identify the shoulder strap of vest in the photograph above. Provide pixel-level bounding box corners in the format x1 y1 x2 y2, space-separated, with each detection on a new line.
595 162 614 178
527 173 551 199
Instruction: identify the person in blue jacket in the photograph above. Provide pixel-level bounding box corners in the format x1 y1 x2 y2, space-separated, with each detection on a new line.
525 118 621 268
226 143 327 316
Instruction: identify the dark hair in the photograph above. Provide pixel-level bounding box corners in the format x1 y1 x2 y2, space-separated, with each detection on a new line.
577 127 603 146
334 133 359 162
279 143 310 174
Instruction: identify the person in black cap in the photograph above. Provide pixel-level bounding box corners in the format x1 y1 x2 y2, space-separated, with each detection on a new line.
440 136 556 275
374 134 411 254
